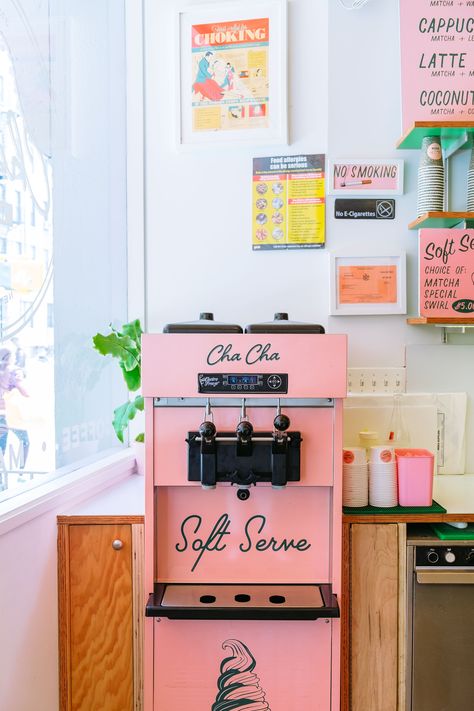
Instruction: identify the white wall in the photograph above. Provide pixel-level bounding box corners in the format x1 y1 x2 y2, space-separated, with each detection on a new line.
0 512 61 710
145 0 472 367
327 0 471 365
145 0 330 333
1 1 473 709
0 469 141 711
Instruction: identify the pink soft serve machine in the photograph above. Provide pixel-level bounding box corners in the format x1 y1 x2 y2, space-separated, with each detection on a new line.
142 313 347 711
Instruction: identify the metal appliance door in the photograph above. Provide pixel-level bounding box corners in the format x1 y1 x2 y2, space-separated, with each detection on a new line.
411 573 474 711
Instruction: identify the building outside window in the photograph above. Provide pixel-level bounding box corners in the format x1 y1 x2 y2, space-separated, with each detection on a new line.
14 191 22 223
0 0 128 500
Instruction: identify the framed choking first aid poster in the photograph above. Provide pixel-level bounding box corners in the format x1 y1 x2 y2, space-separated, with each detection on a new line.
177 0 287 146
330 253 407 316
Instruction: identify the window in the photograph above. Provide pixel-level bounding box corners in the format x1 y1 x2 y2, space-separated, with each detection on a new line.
0 0 128 502
14 192 22 223
20 300 34 328
47 303 53 328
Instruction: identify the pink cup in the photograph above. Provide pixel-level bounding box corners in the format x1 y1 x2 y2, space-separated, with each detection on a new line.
395 448 434 507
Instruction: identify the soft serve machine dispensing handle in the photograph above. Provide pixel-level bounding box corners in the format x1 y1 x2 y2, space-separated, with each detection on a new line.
142 313 347 711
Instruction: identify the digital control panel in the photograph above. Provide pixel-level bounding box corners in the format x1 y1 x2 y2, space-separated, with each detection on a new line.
416 545 474 567
198 373 288 394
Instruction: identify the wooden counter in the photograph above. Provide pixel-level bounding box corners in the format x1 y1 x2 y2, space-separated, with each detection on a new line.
341 476 474 711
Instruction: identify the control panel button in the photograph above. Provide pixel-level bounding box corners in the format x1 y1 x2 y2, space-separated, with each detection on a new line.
267 375 282 389
427 550 439 564
444 551 456 564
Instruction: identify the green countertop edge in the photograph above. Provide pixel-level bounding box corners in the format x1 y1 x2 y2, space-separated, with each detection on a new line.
343 499 447 515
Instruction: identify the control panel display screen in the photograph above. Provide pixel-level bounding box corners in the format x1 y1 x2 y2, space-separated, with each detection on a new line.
228 375 259 385
198 373 288 394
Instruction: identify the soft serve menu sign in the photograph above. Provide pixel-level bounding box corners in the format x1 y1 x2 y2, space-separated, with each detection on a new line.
419 228 474 317
400 1 474 131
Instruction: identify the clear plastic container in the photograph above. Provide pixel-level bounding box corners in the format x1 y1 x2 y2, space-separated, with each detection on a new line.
395 448 434 507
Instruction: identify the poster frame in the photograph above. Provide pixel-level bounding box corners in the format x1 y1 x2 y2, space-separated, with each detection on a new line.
329 252 407 316
176 0 288 147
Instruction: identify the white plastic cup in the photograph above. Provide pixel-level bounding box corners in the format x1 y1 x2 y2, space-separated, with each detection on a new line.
343 447 367 465
369 446 395 464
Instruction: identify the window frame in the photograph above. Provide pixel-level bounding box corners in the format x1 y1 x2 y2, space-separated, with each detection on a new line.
0 0 145 526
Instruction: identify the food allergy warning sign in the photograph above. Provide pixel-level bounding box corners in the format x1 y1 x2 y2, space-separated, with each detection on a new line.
252 154 325 250
400 1 474 131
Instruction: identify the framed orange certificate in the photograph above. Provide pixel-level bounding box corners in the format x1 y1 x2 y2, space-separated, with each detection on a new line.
330 253 406 315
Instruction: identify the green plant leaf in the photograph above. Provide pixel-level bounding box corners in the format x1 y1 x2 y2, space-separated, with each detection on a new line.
135 432 145 443
111 394 145 443
92 332 139 371
120 364 141 391
122 319 143 351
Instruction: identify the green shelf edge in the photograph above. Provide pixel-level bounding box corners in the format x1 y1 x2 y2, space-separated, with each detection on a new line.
409 214 474 229
398 126 474 150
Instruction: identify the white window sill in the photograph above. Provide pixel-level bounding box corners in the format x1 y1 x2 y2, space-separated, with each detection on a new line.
0 449 136 536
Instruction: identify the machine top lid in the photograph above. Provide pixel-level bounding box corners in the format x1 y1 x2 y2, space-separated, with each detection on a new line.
163 312 243 334
245 313 325 334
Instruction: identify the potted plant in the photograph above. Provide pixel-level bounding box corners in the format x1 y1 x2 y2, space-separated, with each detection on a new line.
92 318 144 469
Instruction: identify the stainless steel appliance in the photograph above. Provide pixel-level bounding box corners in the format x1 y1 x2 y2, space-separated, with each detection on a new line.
407 535 474 711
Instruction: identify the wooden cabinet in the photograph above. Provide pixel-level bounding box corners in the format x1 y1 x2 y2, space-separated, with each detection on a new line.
343 522 406 711
58 516 144 711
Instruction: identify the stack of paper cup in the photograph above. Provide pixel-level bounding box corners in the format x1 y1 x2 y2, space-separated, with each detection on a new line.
369 446 397 507
417 136 444 217
467 146 474 213
343 447 369 507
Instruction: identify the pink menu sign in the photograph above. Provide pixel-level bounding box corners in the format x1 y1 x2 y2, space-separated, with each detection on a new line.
419 228 474 317
400 1 474 132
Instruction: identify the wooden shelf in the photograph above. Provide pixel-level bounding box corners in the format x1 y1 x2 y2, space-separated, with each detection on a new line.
409 211 474 230
397 121 474 151
407 317 474 326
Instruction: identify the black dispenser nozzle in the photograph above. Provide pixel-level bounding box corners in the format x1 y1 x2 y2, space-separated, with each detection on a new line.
199 400 217 489
271 400 290 488
236 399 254 457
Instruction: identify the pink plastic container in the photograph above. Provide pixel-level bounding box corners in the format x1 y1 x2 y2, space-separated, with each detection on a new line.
395 448 434 506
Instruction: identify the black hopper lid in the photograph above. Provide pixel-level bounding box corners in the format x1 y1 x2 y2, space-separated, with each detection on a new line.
163 312 243 334
245 313 325 334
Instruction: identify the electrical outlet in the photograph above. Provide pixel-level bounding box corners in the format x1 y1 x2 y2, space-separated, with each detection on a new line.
347 367 406 394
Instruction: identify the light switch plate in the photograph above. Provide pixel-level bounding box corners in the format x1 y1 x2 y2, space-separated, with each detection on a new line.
347 367 407 394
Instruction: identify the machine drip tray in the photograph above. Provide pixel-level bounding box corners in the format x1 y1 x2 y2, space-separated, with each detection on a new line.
145 583 339 620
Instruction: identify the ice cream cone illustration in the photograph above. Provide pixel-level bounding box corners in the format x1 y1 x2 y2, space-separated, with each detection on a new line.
212 639 271 711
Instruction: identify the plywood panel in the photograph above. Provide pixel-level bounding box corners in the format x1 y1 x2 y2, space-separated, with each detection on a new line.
397 524 406 711
132 524 144 711
69 524 133 711
350 524 399 711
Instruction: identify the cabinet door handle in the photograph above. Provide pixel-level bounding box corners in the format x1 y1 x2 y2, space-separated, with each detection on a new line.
112 539 123 550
